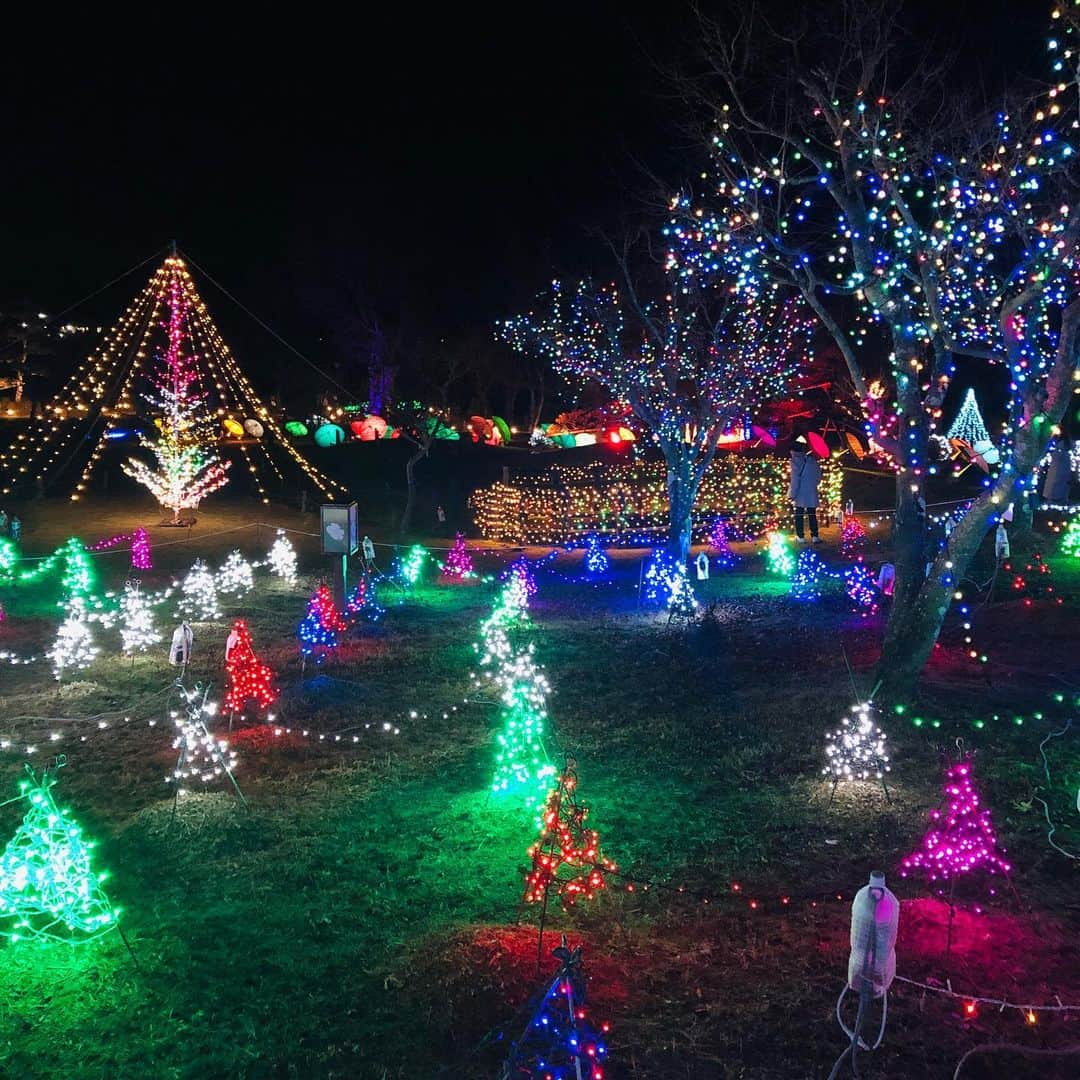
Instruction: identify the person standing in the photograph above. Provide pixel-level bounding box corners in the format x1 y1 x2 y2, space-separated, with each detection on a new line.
789 436 821 544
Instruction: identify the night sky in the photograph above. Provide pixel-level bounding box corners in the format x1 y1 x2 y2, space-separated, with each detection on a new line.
0 1 1046 397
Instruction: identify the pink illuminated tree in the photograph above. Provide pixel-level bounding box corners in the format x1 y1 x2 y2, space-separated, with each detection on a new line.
900 759 1011 901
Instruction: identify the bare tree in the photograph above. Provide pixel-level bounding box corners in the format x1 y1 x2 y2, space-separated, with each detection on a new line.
680 0 1080 698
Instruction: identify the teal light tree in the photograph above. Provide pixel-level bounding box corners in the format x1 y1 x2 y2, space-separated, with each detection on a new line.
0 763 119 944
678 2 1080 697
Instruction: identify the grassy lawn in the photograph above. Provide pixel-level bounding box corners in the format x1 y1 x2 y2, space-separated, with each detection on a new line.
1 498 1079 1078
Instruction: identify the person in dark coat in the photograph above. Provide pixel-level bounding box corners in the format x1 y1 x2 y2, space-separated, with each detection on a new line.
1043 439 1072 505
789 436 822 543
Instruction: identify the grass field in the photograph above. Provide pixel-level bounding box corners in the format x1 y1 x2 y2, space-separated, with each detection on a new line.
1 497 1079 1078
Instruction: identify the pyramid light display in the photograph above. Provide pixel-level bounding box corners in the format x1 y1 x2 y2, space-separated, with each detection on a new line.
642 548 698 613
442 533 473 579
946 388 992 448
490 647 556 811
170 684 239 787
504 937 611 1080
582 533 611 578
524 761 617 909
764 531 794 576
0 764 119 944
1061 519 1080 558
900 759 1011 893
0 254 348 505
823 703 890 783
840 516 866 560
222 619 278 715
790 549 828 601
398 545 428 586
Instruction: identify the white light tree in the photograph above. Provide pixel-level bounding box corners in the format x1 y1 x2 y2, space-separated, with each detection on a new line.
267 530 298 586
216 550 254 598
49 600 98 681
176 560 221 621
119 581 161 655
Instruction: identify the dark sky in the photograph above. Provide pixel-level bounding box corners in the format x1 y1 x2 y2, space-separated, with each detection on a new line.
0 1 1047 390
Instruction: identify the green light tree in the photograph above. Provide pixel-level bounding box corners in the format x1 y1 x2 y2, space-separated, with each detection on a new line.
0 763 119 944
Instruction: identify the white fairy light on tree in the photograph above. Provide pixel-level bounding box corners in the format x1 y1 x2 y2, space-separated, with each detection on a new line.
945 388 992 447
169 683 243 800
176 559 221 621
823 703 891 785
118 580 161 655
216 549 254 598
267 530 298 586
48 599 98 681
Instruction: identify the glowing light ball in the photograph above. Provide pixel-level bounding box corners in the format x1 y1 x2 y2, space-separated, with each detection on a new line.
573 432 597 447
242 418 264 438
284 421 308 437
314 423 346 447
223 418 245 437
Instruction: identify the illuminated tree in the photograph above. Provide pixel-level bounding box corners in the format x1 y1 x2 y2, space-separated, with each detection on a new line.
267 529 298 585
524 763 617 910
49 599 98 681
0 764 119 944
501 228 810 563
297 583 347 663
176 559 221 621
122 263 230 521
946 388 992 447
222 619 278 716
216 549 254 598
685 0 1080 697
119 580 161 655
490 648 556 812
900 759 1010 897
503 938 611 1080
442 533 473 579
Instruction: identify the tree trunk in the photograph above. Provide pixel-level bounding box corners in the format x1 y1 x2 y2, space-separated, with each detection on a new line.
400 447 425 536
875 300 1080 702
664 449 696 565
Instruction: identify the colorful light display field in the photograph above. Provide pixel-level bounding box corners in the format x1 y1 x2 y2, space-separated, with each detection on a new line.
0 499 1078 1077
470 455 843 544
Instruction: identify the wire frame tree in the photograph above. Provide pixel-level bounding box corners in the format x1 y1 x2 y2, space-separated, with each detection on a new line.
500 226 813 563
678 0 1080 696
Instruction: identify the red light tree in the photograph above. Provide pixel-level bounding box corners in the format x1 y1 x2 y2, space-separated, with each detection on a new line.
222 620 278 716
524 760 616 910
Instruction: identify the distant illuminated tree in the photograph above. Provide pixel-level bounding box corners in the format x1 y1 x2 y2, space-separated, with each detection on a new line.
501 227 810 563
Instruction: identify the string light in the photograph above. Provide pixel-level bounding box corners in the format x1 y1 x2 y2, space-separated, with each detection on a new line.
900 759 1011 896
267 529 299 585
118 580 161 655
222 619 278 716
471 457 842 545
175 559 221 621
823 703 890 783
0 763 119 945
216 549 255 598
